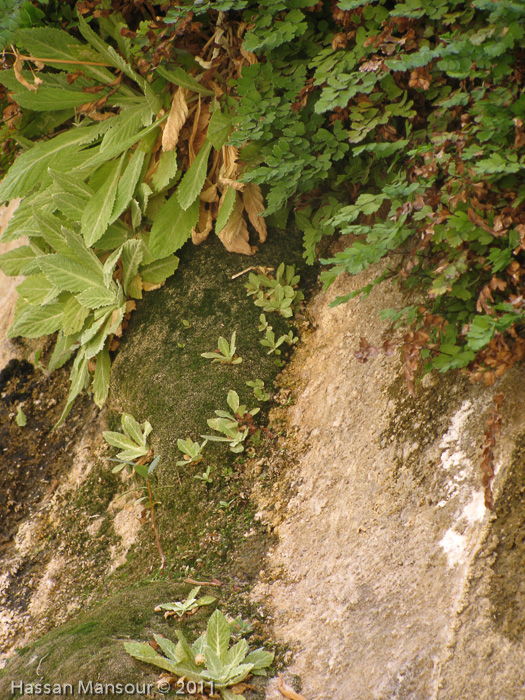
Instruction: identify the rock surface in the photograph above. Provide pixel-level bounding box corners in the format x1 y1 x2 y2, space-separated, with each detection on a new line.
255 268 525 700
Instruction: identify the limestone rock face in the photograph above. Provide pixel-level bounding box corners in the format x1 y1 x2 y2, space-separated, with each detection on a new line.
255 269 525 700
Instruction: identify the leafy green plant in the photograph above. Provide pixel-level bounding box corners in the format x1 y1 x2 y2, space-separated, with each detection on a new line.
176 438 207 466
245 263 303 319
194 465 214 484
246 379 270 402
103 413 152 462
203 390 259 453
0 11 267 424
201 331 242 365
260 327 298 356
103 413 165 568
154 586 216 619
124 608 274 700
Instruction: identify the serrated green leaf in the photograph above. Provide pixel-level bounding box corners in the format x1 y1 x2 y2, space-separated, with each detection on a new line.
96 221 132 251
16 274 58 306
102 245 123 287
244 648 274 670
121 239 144 294
38 254 105 293
224 640 249 671
48 168 95 199
151 150 178 193
77 13 161 112
62 295 90 335
87 115 166 166
206 610 231 662
54 350 89 428
83 305 123 359
215 187 236 234
149 193 199 259
8 301 64 338
15 27 115 83
130 199 142 229
48 331 78 373
0 122 112 202
207 110 232 151
177 141 213 211
153 635 180 662
139 255 179 285
0 191 55 243
156 65 214 96
93 344 111 408
124 642 180 674
204 645 223 680
76 286 119 309
81 153 125 246
0 245 36 276
101 105 153 155
111 148 146 223
51 192 88 222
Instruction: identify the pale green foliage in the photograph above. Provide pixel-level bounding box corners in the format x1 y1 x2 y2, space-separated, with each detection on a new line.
15 405 27 427
103 413 152 462
260 328 298 355
246 379 270 402
124 608 273 700
176 438 207 466
201 331 242 364
202 390 259 453
194 465 214 484
245 264 303 318
0 19 229 424
154 587 216 618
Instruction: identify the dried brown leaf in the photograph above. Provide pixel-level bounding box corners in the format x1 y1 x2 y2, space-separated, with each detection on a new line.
277 673 307 700
192 202 213 245
13 53 41 92
243 183 267 242
162 88 189 152
217 193 254 255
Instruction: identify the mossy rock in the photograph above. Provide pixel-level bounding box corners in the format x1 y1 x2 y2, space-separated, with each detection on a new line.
107 228 313 578
0 582 217 699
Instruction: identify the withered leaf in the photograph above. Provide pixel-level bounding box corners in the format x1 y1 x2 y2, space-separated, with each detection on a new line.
162 88 188 152
243 183 267 242
217 192 254 255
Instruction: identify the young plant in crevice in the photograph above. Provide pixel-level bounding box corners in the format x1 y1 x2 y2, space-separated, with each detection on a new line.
124 608 274 700
203 389 273 453
246 379 270 402
201 331 242 365
245 263 303 319
154 586 216 619
176 437 207 466
103 413 165 569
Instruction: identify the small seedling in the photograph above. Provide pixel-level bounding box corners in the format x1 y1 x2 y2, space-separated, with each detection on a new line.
245 263 303 318
246 379 270 402
176 438 207 466
228 616 255 636
182 319 191 329
125 609 274 700
15 406 27 427
201 331 242 364
103 413 152 461
258 314 269 332
194 465 214 484
260 328 298 355
154 586 216 619
103 414 165 569
202 390 259 453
